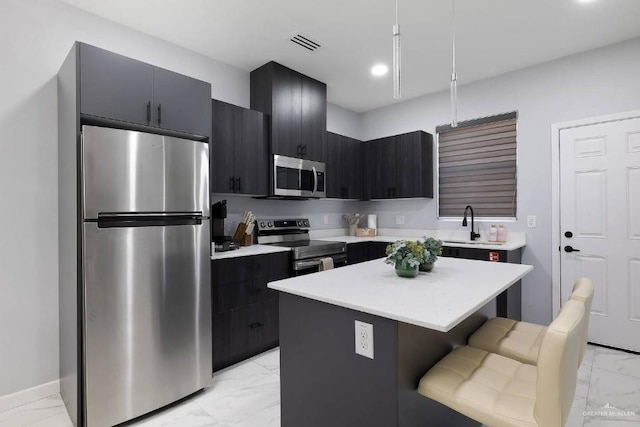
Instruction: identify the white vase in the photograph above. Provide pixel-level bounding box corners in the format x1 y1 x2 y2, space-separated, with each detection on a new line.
349 224 357 236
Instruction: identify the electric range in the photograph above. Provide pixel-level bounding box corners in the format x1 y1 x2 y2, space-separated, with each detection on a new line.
256 218 347 274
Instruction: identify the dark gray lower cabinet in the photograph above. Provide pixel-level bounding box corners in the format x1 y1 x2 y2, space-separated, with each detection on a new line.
213 299 279 371
347 241 389 265
212 252 290 371
441 246 522 320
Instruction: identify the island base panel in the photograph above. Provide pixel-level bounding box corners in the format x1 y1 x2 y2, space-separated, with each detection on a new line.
279 293 494 427
279 293 398 427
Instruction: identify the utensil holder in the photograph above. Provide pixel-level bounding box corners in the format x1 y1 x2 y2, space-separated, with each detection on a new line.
233 223 247 242
241 234 252 247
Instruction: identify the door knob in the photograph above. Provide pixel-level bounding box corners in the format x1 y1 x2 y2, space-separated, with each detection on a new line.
564 231 573 238
564 245 581 253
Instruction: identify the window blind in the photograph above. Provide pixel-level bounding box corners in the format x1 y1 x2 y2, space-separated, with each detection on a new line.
437 112 517 218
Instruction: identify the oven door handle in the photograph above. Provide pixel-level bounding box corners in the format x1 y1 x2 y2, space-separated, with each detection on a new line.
295 259 321 270
312 166 318 195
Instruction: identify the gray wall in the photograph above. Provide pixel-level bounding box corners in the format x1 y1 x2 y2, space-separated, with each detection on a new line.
0 0 250 397
327 103 361 140
359 36 640 325
213 195 359 236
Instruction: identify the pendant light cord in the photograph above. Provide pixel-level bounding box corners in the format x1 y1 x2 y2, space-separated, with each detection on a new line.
395 0 398 25
450 0 458 126
452 0 456 78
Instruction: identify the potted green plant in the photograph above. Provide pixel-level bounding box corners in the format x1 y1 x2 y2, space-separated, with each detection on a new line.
385 240 425 278
420 237 443 272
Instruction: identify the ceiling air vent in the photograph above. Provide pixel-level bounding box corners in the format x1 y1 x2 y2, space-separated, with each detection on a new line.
289 33 322 53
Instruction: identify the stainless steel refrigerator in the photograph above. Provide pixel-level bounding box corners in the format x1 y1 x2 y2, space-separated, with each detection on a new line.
79 125 211 426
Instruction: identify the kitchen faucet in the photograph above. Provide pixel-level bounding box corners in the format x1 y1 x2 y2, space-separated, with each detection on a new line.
462 205 481 241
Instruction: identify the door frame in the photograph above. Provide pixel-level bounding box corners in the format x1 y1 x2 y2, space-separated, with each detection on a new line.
551 109 640 317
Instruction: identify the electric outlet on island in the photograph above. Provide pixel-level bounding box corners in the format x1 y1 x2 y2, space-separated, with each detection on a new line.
354 320 374 359
395 215 405 225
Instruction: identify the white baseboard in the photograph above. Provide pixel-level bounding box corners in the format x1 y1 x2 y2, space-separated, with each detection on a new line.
0 380 60 413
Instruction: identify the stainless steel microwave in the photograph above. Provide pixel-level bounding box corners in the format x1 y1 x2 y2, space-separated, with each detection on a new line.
273 155 326 198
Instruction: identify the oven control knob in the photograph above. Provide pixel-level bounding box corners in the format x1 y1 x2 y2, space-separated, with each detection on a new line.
304 220 310 227
268 222 273 228
297 220 303 226
260 222 265 228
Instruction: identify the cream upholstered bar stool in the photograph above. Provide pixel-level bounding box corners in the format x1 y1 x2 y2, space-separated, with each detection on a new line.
417 300 586 427
467 278 594 366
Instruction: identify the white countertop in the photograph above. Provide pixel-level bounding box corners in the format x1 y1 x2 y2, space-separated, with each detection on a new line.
268 257 533 332
313 228 526 251
211 244 291 260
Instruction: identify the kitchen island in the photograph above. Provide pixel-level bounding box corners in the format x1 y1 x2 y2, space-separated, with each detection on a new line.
268 257 533 427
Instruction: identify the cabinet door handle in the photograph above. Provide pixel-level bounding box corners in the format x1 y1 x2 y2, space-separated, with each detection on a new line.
236 177 242 192
229 176 235 191
297 145 302 157
249 322 264 329
302 145 307 156
146 101 151 124
157 103 162 126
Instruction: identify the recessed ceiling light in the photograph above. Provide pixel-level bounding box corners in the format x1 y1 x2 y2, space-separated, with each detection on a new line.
371 64 389 77
577 0 596 3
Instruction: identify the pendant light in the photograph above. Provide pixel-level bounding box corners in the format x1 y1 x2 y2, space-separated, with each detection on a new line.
392 0 401 99
450 0 458 127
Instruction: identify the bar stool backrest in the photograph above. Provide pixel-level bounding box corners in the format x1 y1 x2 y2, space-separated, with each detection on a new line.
534 300 585 427
570 278 595 365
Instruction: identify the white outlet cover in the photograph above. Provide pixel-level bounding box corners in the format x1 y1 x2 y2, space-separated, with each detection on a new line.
323 215 329 225
354 320 374 359
395 215 405 225
527 215 537 228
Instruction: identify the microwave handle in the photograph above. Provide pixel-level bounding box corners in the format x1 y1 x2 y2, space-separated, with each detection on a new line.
312 166 318 195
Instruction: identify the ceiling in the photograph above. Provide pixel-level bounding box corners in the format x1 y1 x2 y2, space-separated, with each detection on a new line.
60 0 640 113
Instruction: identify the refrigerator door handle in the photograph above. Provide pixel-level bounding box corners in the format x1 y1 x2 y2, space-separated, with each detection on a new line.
96 212 205 228
98 211 204 218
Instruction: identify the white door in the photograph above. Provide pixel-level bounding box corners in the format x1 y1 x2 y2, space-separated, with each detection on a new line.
560 117 640 352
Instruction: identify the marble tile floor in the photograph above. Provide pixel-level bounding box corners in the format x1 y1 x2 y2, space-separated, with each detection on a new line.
1 344 638 427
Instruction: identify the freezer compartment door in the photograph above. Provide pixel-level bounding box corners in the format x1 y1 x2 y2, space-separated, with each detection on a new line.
83 221 211 427
82 125 209 219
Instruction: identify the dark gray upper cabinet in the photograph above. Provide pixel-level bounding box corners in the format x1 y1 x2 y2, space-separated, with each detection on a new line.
211 99 269 195
326 132 363 199
326 132 342 198
152 67 211 137
301 78 327 162
80 43 153 127
79 43 211 138
364 130 433 200
211 100 236 193
251 61 327 162
366 138 395 199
